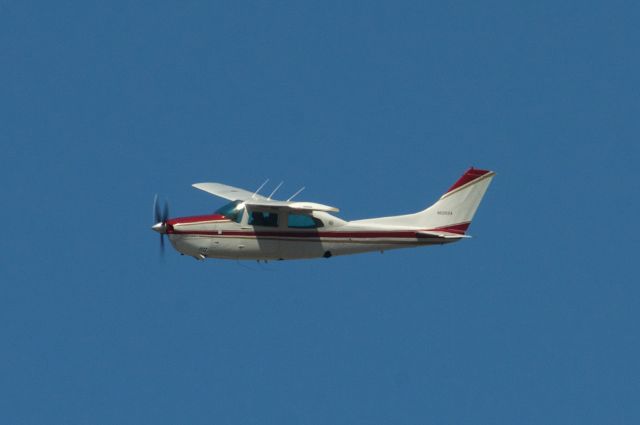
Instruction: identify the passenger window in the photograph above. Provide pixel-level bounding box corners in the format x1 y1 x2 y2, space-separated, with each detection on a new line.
249 211 278 227
287 214 324 229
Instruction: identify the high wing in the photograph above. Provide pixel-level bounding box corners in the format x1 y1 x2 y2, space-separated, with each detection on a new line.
243 200 339 212
192 182 339 212
192 182 267 201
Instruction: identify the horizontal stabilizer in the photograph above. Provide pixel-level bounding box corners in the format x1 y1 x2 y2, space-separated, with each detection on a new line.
416 230 472 239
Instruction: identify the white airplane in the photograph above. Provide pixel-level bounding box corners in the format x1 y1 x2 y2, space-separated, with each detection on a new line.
152 167 495 261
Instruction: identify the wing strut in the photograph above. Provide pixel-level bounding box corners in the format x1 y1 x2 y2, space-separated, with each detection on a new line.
268 181 284 200
287 186 305 201
252 179 269 199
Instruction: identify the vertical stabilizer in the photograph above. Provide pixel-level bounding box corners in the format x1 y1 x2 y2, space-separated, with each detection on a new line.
419 168 495 233
351 167 495 233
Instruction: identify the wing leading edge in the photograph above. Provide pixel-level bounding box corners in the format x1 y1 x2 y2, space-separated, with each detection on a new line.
192 182 339 212
244 200 339 212
192 182 267 201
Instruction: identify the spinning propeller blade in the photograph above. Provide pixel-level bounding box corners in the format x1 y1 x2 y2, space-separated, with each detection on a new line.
162 201 169 223
153 194 161 223
152 194 170 256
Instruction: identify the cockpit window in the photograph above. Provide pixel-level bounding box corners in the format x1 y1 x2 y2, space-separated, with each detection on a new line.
249 211 278 227
287 213 324 229
215 200 245 223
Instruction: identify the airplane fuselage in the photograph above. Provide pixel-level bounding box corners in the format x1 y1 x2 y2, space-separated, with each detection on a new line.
166 211 458 261
152 167 495 261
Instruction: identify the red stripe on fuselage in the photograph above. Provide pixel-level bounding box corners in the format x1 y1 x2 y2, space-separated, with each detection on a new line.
167 214 228 225
169 226 467 239
427 222 470 234
174 230 421 239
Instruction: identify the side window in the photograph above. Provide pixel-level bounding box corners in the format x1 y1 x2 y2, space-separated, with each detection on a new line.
249 211 278 227
288 213 324 229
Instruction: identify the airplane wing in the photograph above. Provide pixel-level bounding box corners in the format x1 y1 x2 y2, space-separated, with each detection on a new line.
192 183 267 201
243 200 339 213
192 182 339 212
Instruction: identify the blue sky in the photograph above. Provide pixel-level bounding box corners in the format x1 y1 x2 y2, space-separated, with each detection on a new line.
1 1 639 424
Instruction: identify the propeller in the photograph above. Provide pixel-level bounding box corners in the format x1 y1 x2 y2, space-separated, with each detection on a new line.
152 194 170 254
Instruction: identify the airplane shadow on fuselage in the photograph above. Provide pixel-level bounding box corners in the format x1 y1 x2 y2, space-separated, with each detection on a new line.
253 227 328 260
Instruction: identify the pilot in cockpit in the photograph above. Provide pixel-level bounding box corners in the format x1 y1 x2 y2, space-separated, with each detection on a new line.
250 211 265 226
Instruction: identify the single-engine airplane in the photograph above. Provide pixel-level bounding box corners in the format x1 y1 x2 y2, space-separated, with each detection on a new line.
151 167 495 261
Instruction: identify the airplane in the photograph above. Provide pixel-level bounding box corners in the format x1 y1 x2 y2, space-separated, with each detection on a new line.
151 167 495 261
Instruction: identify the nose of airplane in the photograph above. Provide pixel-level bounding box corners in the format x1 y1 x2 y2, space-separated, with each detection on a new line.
152 222 167 234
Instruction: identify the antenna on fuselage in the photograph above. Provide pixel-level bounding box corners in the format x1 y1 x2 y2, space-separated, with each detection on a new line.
268 181 284 200
286 186 305 201
252 179 269 199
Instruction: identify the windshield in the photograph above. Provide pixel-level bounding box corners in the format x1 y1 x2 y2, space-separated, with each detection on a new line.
215 200 245 223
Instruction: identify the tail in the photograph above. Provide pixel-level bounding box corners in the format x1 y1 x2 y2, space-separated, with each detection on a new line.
353 167 495 234
418 167 495 233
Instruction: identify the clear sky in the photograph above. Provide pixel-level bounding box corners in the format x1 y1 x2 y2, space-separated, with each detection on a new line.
1 1 639 424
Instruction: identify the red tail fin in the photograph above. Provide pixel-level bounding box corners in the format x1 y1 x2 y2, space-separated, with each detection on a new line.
445 167 492 196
